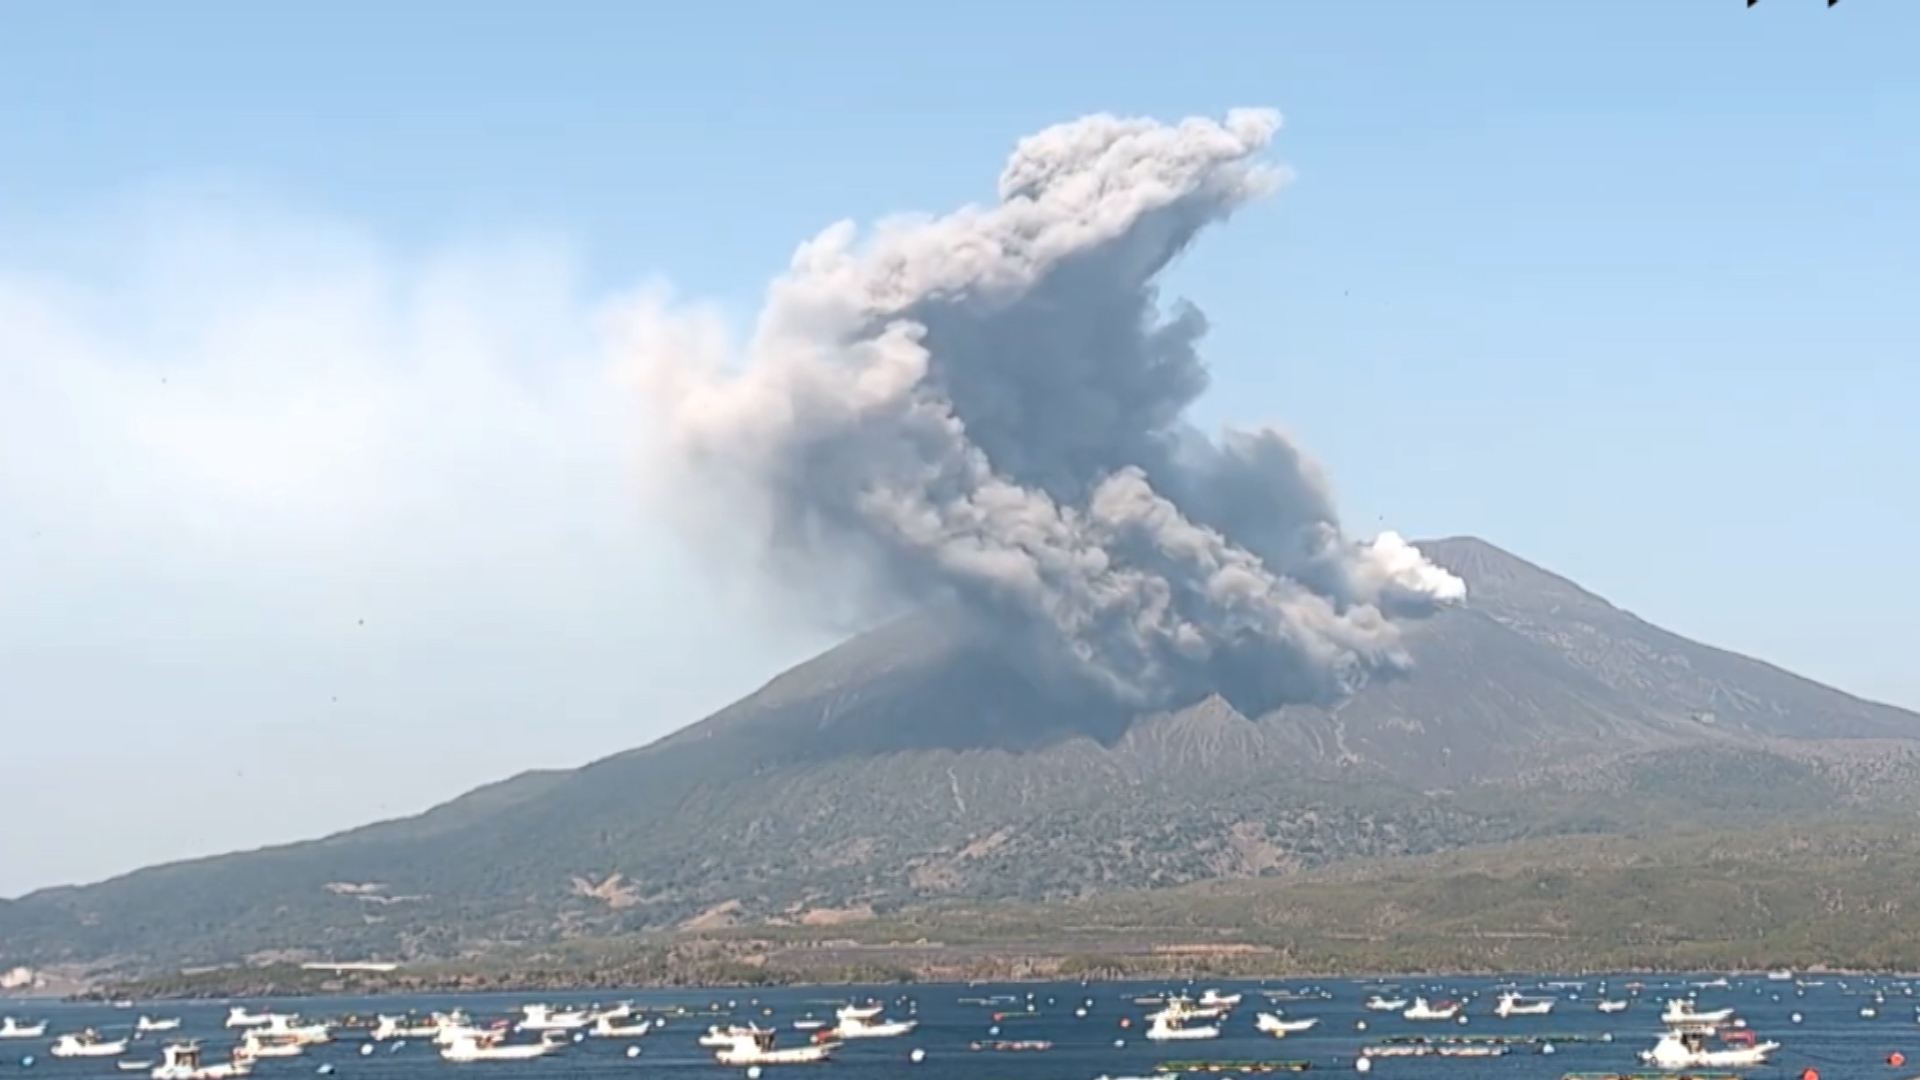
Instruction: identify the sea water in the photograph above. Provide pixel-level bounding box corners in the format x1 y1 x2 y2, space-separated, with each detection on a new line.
3 974 1909 1079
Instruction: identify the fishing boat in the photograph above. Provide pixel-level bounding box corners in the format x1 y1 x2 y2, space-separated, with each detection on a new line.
1598 1000 1631 1014
1495 993 1556 1018
151 1044 252 1080
831 1006 917 1039
590 1015 652 1038
136 1017 183 1034
1660 1000 1735 1026
1639 1023 1779 1069
715 1029 836 1065
51 1031 130 1058
440 1033 559 1063
1147 1013 1221 1041
0 1018 47 1039
514 1005 589 1033
1255 1013 1320 1036
1403 998 1462 1021
1364 995 1409 1012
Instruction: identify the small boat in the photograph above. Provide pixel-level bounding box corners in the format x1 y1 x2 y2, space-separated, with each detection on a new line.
1639 1024 1779 1068
237 1033 304 1060
0 1018 47 1040
1495 993 1555 1018
1403 998 1462 1022
715 1029 836 1065
1255 1013 1320 1036
831 1005 917 1039
440 1034 558 1063
255 1016 330 1045
1597 999 1631 1014
52 1031 130 1059
700 1024 771 1049
1147 1014 1221 1041
1661 1000 1735 1026
1152 997 1228 1023
152 1044 252 1080
1365 996 1409 1012
118 1061 156 1072
137 1018 183 1034
590 1016 652 1038
515 1005 589 1033
792 1018 829 1031
371 1015 440 1041
1198 990 1243 1008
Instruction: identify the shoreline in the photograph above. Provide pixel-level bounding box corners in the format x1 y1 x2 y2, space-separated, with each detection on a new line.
70 955 1905 1004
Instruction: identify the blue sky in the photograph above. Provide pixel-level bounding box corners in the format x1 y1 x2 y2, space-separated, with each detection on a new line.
2 0 1914 897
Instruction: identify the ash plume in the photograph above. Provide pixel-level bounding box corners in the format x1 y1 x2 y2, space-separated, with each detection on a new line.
621 107 1465 715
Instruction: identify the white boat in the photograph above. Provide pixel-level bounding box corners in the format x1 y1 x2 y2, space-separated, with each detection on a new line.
1198 989 1243 1008
1661 999 1735 1025
236 1033 303 1060
118 1061 155 1072
1254 1013 1320 1036
51 1032 130 1058
792 1019 829 1031
432 1014 490 1047
152 1044 251 1080
371 1015 440 1041
835 1003 884 1022
440 1034 559 1063
590 1016 652 1038
1150 997 1227 1023
1597 999 1630 1014
0 1018 47 1039
255 1015 330 1045
715 1029 836 1065
1364 996 1408 1012
833 1011 918 1039
136 1017 183 1034
223 1009 289 1030
1403 998 1462 1021
515 1005 590 1033
700 1024 771 1049
1766 969 1794 982
1494 993 1555 1018
1640 1025 1779 1068
1146 1014 1221 1041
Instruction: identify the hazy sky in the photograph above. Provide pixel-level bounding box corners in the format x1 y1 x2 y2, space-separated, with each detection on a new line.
3 0 1915 899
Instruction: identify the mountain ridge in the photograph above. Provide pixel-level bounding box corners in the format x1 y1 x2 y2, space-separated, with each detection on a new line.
4 534 1917 971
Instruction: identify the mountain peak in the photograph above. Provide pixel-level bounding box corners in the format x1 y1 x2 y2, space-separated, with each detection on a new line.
1414 535 1615 613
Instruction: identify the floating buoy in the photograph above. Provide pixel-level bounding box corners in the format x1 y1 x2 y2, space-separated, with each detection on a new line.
1792 1013 1804 1024
1075 1008 1088 1018
1802 1068 1819 1080
625 1046 639 1059
987 1026 999 1037
20 1056 33 1068
1119 1019 1131 1029
909 1049 925 1064
1456 1015 1469 1025
1355 1057 1372 1073
1890 1052 1906 1068
359 1045 374 1057
1602 1033 1614 1043
1356 1020 1368 1032
316 1067 333 1077
1542 1044 1556 1055
1114 1039 1126 1049
1865 1008 1880 1019
746 1068 762 1080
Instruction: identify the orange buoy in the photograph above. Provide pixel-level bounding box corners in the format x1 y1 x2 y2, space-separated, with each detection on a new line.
1802 1068 1819 1080
1889 1053 1906 1068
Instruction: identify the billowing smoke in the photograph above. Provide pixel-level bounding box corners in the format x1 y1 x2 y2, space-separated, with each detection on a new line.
619 107 1465 716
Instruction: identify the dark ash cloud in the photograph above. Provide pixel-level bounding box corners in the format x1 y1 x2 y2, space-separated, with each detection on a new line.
622 108 1465 715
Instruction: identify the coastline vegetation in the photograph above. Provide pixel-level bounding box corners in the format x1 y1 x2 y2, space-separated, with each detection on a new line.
74 822 1920 1001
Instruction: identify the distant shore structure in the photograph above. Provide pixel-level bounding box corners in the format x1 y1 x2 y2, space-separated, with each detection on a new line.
298 962 399 974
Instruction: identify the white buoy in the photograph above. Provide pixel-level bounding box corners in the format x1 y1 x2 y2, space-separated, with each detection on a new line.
1356 1020 1368 1031
1114 1039 1126 1048
909 1048 925 1063
1542 1044 1556 1055
1863 1007 1879 1019
746 1068 761 1080
359 1044 374 1057
1791 1013 1804 1024
625 1046 640 1059
988 1026 999 1036
1456 1014 1469 1025
1075 1008 1088 1018
1356 1056 1373 1073
316 1067 334 1077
